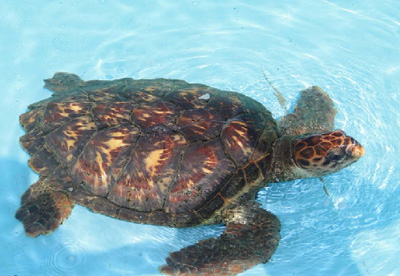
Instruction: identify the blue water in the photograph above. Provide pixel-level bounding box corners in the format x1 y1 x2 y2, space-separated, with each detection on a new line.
1 1 399 275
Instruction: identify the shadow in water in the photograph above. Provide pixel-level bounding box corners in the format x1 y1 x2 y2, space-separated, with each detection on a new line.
0 158 32 275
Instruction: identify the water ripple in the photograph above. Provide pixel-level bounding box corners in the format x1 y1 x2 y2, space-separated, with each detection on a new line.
46 240 87 276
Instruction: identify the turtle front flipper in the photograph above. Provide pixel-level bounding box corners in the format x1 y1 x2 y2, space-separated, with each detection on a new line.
160 206 281 276
15 178 75 237
278 86 337 136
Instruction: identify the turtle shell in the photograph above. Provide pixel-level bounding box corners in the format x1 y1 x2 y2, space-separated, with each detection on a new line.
20 73 279 227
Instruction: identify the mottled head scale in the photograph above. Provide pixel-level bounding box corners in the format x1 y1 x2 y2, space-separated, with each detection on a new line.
293 130 365 176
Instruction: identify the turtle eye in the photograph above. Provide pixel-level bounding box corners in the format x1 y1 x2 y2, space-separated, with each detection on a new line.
326 146 346 161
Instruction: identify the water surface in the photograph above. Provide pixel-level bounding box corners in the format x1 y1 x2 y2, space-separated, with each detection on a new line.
1 1 399 275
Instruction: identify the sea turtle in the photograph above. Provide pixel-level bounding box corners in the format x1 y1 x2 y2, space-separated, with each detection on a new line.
16 72 364 275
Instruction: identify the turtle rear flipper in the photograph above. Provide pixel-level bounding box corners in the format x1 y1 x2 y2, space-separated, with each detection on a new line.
44 72 85 93
15 179 74 237
160 206 281 276
278 86 337 136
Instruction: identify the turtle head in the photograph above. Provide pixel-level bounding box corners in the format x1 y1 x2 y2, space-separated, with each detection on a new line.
293 130 364 177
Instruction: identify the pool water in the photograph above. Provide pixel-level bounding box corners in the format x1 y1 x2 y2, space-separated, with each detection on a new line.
1 1 399 275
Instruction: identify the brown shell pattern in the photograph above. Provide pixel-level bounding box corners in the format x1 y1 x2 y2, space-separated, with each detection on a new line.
20 76 275 225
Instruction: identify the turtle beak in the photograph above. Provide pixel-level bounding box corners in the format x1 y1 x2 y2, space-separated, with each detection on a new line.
346 141 365 159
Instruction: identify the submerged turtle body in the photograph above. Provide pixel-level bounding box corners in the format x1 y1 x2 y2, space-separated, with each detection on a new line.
18 73 278 227
16 73 364 276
